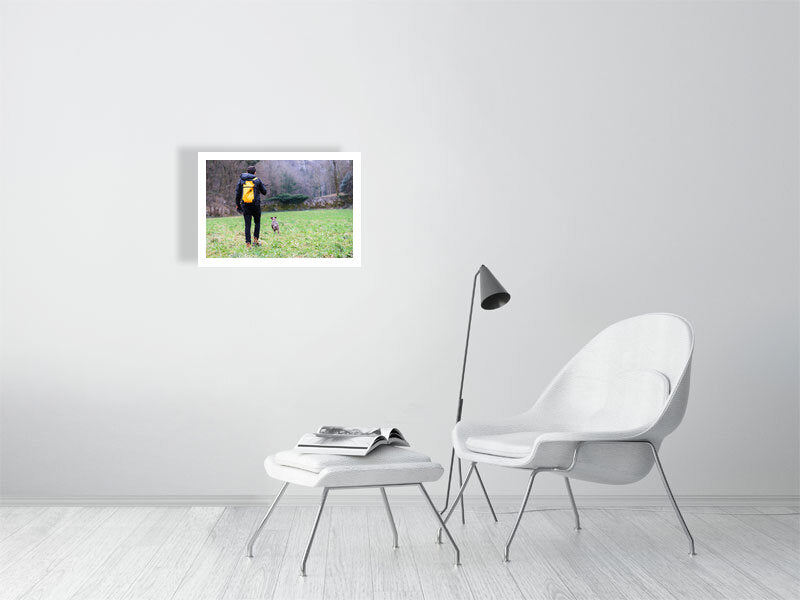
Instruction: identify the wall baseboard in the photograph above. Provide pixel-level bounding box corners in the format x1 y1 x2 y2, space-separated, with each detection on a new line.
1 494 797 507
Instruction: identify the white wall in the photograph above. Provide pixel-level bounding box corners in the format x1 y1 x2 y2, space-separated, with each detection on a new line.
1 0 797 500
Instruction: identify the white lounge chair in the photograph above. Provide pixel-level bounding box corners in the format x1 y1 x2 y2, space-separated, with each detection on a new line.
439 313 697 561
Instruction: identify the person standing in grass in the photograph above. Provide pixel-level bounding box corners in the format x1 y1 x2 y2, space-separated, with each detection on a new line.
235 165 268 248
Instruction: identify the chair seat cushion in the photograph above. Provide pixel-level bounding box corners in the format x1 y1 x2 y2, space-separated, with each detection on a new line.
265 445 444 488
465 432 542 458
463 369 672 461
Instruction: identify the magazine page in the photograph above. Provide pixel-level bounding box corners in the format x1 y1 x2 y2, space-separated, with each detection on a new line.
298 426 408 455
380 427 409 446
299 433 381 449
315 426 408 446
295 432 386 456
316 425 381 437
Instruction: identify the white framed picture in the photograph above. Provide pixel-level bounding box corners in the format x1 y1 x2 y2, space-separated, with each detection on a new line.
198 152 361 267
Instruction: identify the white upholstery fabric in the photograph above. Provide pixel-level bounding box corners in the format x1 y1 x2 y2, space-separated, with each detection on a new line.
265 446 444 488
453 313 693 485
273 447 435 473
465 432 543 458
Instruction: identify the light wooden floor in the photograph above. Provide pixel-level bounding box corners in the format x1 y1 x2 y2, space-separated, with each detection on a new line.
0 503 797 600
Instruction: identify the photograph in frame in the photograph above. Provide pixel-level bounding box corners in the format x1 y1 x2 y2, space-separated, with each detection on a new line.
198 152 361 267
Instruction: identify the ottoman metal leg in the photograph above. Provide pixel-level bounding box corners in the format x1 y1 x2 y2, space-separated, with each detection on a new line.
380 487 399 549
246 481 289 557
301 487 329 577
418 484 461 567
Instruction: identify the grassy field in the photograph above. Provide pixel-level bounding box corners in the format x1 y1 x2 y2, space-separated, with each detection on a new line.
206 209 353 258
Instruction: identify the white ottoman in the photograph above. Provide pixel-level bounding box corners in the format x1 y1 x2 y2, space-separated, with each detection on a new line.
245 446 460 575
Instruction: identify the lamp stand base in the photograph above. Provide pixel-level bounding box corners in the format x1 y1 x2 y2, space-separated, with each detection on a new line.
439 448 498 524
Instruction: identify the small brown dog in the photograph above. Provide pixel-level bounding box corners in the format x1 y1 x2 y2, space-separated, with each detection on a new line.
271 216 280 234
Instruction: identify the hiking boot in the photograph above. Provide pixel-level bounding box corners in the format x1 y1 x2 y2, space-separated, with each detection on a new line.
253 238 261 246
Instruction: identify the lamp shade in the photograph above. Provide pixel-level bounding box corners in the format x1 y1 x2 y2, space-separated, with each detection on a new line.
478 265 510 310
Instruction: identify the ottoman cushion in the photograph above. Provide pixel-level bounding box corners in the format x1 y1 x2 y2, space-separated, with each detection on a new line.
273 446 435 473
265 445 444 488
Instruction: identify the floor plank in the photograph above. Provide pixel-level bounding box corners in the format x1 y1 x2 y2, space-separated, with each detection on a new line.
479 504 587 600
684 510 800 599
0 508 83 573
453 508 525 600
118 506 224 600
0 508 46 544
0 503 797 600
366 502 425 600
67 506 187 600
624 508 783 600
534 507 643 599
222 505 297 600
747 507 800 549
323 506 373 600
172 507 263 600
542 507 661 599
718 508 800 553
18 508 151 600
267 504 330 600
545 508 678 600
0 507 116 600
592 508 742 600
401 501 474 600
753 506 800 515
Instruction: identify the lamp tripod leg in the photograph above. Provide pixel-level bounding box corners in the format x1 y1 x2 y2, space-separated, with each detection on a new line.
437 463 476 543
440 448 456 514
419 484 461 566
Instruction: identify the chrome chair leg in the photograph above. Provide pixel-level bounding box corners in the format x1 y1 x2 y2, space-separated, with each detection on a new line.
457 458 465 524
245 481 289 557
419 484 461 566
474 466 498 522
437 462 476 543
647 442 696 556
300 488 329 576
380 487 399 549
564 477 581 530
504 470 538 562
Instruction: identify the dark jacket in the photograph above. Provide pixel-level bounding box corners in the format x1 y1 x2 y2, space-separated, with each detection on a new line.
235 173 268 209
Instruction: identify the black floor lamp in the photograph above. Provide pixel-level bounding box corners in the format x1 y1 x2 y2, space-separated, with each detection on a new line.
440 264 510 524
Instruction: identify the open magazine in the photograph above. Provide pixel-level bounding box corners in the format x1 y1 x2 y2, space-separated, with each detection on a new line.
294 426 410 456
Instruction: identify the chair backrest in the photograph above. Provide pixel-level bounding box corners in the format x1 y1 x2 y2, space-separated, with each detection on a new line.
528 313 694 443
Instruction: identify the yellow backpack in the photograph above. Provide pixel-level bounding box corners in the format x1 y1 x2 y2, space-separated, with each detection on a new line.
242 179 256 203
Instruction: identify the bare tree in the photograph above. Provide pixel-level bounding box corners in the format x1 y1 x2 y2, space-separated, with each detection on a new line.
205 159 355 216
330 160 340 196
